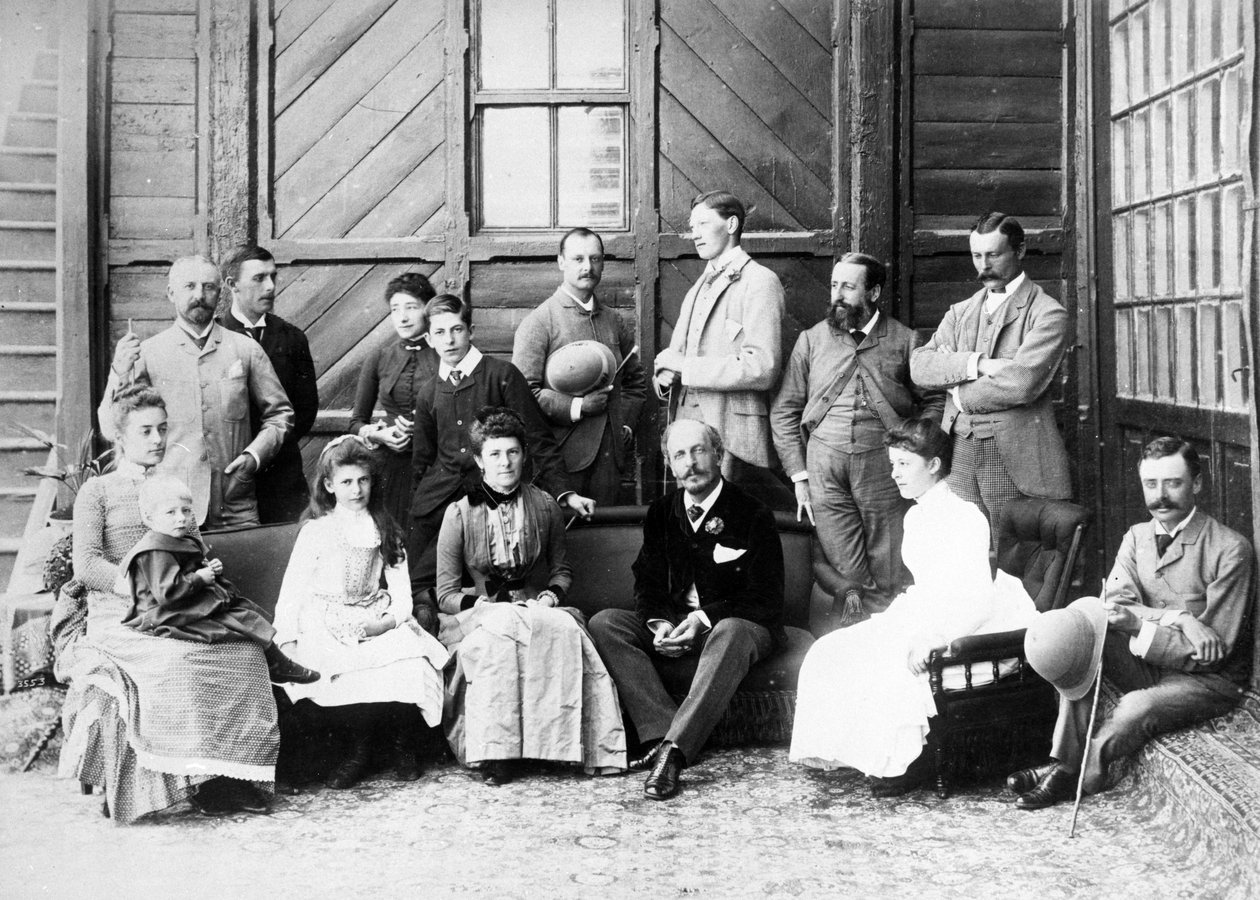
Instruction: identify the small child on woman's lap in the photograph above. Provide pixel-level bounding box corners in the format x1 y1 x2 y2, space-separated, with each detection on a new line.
120 474 319 685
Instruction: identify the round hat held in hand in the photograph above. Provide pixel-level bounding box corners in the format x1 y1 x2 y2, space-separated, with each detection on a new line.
544 340 617 396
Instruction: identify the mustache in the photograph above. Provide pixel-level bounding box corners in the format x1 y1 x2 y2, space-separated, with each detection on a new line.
977 271 997 282
1147 499 1182 511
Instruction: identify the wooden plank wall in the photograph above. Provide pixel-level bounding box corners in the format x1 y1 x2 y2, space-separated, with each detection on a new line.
906 0 1066 333
106 0 200 345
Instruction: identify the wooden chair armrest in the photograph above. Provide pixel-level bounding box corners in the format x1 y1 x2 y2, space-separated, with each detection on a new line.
942 629 1028 663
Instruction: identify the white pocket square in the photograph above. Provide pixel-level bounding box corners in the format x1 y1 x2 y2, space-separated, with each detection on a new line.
723 318 744 341
226 359 245 379
713 544 746 563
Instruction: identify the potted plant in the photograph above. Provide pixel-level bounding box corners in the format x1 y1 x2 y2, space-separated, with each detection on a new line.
13 425 114 593
16 425 114 520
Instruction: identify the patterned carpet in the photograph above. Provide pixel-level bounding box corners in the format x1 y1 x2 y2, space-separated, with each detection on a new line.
0 685 1252 899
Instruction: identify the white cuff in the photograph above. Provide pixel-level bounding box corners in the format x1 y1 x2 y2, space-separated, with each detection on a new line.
244 449 262 471
570 397 584 422
691 610 711 631
1129 619 1159 658
948 386 963 412
966 352 981 381
790 471 809 483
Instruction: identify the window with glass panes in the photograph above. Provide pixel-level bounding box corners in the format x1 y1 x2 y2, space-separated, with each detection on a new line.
1109 0 1248 411
473 0 629 232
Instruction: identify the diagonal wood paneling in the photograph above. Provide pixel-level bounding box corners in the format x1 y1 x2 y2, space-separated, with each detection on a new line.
274 0 398 113
275 0 439 175
273 11 445 237
658 0 833 234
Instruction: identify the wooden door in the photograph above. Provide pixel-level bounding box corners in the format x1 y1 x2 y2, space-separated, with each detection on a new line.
1094 0 1254 557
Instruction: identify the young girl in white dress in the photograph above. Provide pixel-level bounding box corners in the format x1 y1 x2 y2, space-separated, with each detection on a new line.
274 436 449 789
789 417 1037 796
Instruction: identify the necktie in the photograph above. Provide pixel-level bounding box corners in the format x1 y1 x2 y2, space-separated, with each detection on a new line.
449 370 462 387
687 504 704 522
851 329 866 345
247 326 263 342
703 267 724 288
1155 533 1173 558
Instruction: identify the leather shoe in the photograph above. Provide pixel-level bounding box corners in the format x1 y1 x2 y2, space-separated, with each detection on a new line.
225 780 272 814
1015 764 1078 811
190 778 241 817
643 742 685 801
1006 762 1058 795
481 760 513 786
266 647 321 685
628 739 664 771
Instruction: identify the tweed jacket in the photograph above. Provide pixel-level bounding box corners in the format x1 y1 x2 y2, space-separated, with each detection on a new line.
663 247 785 467
512 288 647 472
1108 512 1254 691
99 322 294 524
632 479 786 647
218 313 318 521
771 312 944 477
409 352 571 517
909 276 1071 499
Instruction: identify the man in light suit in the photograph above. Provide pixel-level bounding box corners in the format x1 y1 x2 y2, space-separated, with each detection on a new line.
653 190 791 509
910 212 1071 545
101 255 294 528
218 244 318 524
589 419 784 801
1009 437 1253 810
513 227 647 505
771 253 943 623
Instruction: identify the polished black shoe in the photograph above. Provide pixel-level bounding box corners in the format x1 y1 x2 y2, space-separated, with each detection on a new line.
643 743 685 801
327 739 373 790
1015 764 1078 811
224 779 272 814
190 778 242 817
481 760 513 786
393 733 423 782
266 646 321 685
1006 762 1058 796
628 738 664 771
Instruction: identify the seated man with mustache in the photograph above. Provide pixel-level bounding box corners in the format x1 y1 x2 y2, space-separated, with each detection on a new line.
1009 437 1254 810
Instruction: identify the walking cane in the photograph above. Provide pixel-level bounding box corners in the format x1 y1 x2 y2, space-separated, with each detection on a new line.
1069 582 1108 838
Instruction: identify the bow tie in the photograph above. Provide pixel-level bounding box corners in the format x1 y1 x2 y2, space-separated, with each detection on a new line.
403 343 426 352
687 504 704 522
989 288 1006 296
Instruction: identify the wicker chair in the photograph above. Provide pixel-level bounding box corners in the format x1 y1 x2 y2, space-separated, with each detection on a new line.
926 498 1088 797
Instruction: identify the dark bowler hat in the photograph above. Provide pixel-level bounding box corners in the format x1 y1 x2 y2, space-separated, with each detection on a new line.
1023 597 1107 701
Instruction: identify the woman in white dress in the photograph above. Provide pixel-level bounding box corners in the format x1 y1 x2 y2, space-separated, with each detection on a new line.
274 435 449 789
789 417 1037 796
436 407 626 785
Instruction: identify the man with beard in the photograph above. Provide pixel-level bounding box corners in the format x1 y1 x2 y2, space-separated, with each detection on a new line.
512 227 646 505
589 419 784 801
1008 438 1253 810
771 253 942 625
101 255 293 528
218 244 318 523
911 212 1071 547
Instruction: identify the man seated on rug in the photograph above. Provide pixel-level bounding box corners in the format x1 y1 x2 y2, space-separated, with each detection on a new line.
589 419 785 801
1008 437 1254 810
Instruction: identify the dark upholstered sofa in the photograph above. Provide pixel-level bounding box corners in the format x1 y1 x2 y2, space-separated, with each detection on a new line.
205 506 817 749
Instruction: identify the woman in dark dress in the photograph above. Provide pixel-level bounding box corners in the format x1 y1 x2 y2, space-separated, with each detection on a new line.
349 272 439 532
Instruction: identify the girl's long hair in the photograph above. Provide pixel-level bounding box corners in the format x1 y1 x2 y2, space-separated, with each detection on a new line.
306 436 405 567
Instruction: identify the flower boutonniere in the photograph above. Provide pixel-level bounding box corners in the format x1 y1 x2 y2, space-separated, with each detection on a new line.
704 517 724 536
725 267 742 285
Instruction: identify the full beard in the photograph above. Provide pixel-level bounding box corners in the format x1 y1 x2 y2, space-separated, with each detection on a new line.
829 302 873 332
